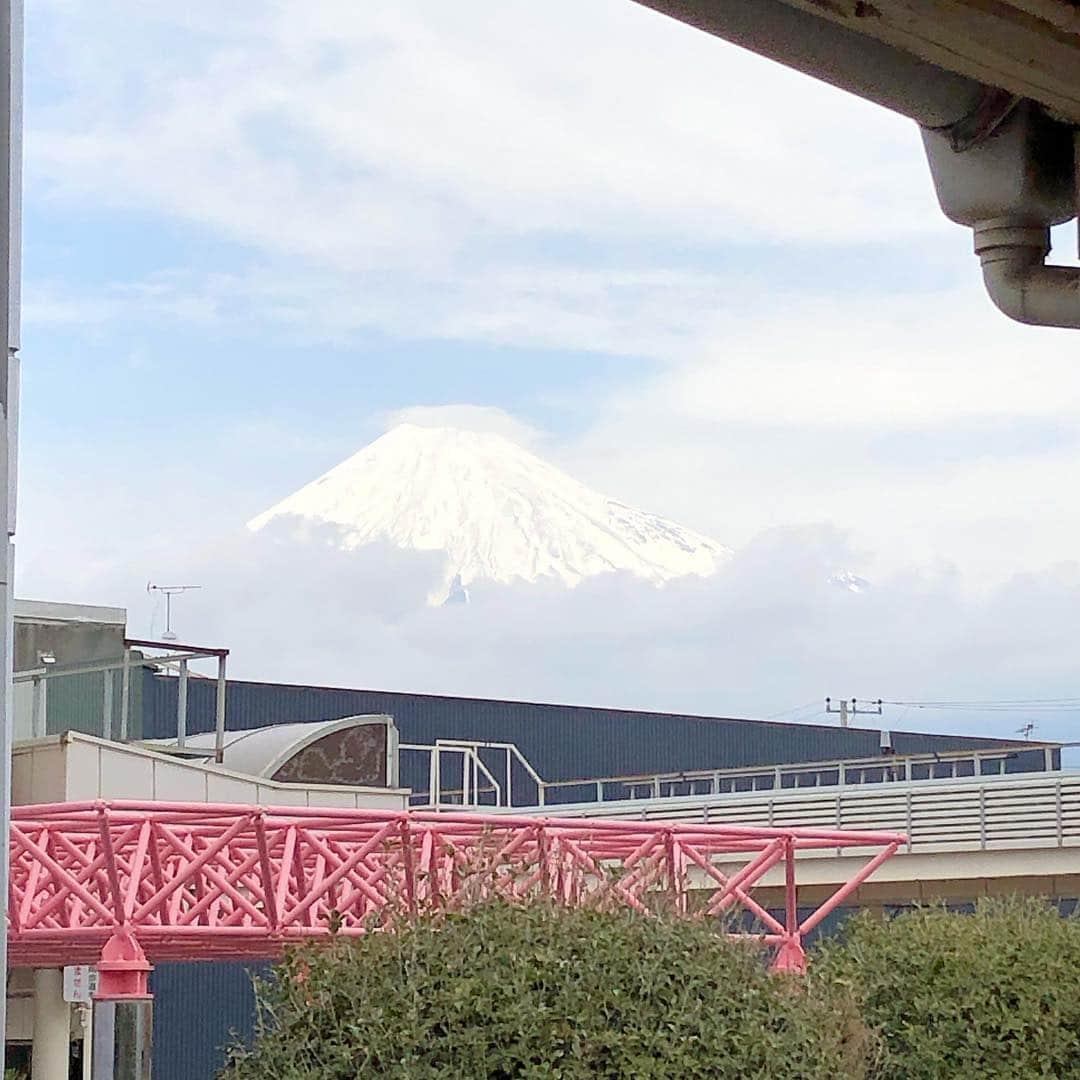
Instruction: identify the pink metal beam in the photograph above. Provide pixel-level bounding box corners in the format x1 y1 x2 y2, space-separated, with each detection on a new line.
8 802 905 992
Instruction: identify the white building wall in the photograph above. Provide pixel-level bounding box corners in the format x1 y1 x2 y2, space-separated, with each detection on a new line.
11 732 409 810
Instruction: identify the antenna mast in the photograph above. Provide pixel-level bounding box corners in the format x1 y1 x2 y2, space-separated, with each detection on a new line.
147 583 201 642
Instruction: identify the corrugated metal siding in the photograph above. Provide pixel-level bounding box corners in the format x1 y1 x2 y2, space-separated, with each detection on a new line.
140 672 1033 788
44 671 108 738
45 668 142 740
152 960 269 1080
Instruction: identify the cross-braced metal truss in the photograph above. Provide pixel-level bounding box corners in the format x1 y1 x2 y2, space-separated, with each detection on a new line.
8 801 903 993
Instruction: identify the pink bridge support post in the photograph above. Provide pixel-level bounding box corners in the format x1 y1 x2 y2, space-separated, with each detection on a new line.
7 802 905 981
95 930 152 1001
771 836 806 975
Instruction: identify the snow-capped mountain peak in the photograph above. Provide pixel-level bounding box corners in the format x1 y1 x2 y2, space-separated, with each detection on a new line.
247 423 732 603
829 570 872 594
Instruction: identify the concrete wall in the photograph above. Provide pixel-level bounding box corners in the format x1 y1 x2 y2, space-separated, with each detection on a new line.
13 600 126 673
11 732 410 809
12 600 131 745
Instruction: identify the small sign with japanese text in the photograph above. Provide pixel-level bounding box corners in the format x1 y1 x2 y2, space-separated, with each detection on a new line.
62 965 98 1003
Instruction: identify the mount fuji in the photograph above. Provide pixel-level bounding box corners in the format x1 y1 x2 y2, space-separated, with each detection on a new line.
247 424 732 604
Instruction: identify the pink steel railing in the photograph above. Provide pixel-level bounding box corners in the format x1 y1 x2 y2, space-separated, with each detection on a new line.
8 802 904 996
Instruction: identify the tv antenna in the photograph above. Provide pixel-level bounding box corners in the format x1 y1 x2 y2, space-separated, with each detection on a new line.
147 583 201 642
1016 721 1037 740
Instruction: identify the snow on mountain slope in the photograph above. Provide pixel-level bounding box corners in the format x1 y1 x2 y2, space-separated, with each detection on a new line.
829 570 871 594
247 424 732 603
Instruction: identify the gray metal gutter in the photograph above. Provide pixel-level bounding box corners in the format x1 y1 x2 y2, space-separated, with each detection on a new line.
633 0 987 126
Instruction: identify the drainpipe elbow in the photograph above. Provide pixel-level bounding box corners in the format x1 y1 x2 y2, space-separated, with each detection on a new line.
975 221 1080 329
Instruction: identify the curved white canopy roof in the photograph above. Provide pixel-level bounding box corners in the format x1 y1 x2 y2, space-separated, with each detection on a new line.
147 714 396 784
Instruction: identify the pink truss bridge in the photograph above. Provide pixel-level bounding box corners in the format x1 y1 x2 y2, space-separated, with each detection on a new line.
8 801 904 996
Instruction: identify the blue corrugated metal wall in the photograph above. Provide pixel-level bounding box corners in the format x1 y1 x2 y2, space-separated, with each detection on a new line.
141 672 1034 789
152 961 269 1080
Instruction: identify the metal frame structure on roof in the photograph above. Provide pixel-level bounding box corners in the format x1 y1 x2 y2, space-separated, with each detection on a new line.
15 638 229 760
8 801 903 995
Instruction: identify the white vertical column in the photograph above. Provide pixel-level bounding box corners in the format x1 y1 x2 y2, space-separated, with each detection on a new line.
214 653 227 764
102 671 114 743
29 672 41 737
80 1005 92 1080
176 659 188 749
90 1001 152 1080
91 1001 114 1080
0 0 23 1050
119 649 131 742
31 969 69 1080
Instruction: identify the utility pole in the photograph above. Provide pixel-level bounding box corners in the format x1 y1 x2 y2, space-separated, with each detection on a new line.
825 697 883 728
0 0 21 1054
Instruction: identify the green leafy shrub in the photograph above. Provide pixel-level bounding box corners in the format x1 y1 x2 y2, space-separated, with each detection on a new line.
220 900 875 1079
813 897 1080 1079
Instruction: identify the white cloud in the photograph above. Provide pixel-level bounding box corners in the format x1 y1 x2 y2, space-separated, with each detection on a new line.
600 289 1080 428
29 0 1037 400
98 526 1080 746
31 0 941 268
383 405 541 448
542 278 1080 584
23 260 742 363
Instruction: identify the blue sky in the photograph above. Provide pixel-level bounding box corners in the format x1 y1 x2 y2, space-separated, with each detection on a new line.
13 0 1080 737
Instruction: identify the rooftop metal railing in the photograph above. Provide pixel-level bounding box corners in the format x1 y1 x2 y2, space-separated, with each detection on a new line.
536 744 1057 804
399 739 545 808
400 738 1058 811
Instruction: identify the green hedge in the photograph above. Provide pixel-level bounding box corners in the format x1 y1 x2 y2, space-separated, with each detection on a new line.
814 897 1080 1079
221 896 1080 1079
220 902 873 1079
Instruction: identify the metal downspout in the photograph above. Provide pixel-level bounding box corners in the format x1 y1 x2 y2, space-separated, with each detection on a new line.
975 220 1080 328
973 129 1080 329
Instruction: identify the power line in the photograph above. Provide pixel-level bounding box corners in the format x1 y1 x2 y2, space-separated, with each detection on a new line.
765 700 820 720
767 696 1080 724
884 697 1080 707
883 700 1080 712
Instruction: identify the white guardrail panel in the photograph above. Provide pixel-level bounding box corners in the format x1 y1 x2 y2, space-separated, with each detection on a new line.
526 771 1080 855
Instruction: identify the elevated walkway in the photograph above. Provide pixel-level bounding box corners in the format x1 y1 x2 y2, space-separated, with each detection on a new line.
7 802 903 984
